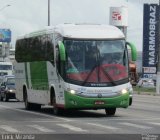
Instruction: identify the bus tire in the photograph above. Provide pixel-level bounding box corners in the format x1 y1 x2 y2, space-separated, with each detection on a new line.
105 108 116 116
129 97 132 106
23 87 35 110
50 87 56 106
54 107 64 116
50 88 64 116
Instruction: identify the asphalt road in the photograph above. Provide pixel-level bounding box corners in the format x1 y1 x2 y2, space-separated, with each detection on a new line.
0 94 160 140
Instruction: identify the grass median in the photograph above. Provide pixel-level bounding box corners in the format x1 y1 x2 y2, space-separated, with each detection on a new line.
133 86 156 95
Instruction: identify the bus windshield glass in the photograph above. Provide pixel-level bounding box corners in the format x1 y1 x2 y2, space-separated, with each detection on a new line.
64 39 129 87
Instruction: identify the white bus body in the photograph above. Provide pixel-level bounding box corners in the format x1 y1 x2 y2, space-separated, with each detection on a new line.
15 24 136 116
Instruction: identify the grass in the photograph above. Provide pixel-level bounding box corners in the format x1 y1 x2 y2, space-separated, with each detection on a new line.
133 86 156 95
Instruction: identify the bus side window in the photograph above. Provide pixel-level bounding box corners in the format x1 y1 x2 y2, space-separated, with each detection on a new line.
46 34 54 64
56 45 60 72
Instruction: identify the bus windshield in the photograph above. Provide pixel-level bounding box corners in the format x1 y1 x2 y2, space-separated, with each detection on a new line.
64 39 129 87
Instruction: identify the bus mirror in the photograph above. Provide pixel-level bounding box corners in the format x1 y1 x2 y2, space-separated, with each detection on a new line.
126 42 137 61
58 41 66 61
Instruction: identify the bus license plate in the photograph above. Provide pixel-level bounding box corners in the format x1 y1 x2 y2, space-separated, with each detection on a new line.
95 101 105 105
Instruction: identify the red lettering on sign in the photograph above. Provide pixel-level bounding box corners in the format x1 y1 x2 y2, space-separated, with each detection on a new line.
112 12 122 21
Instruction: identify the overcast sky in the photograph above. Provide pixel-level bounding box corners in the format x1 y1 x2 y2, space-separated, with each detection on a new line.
0 0 159 51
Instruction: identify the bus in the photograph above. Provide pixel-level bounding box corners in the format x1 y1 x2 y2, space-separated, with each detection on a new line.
15 24 137 116
0 61 13 76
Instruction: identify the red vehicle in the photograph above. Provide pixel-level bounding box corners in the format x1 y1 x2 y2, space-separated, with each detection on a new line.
129 62 138 86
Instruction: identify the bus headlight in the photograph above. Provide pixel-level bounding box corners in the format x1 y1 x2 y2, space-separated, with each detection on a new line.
121 89 128 95
70 89 76 95
66 88 77 95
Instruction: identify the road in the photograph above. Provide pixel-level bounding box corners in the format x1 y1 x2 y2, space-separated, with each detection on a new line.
0 94 160 140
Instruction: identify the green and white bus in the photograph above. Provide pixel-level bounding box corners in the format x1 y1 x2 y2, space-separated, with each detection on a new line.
15 24 137 116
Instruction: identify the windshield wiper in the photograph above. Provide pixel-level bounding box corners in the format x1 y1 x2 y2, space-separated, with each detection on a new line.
101 67 117 86
82 64 97 86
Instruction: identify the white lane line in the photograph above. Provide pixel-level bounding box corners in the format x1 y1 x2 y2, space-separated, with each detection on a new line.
57 124 87 132
0 125 19 133
87 123 119 130
0 104 71 122
28 125 54 133
149 122 160 126
29 120 67 123
120 122 152 129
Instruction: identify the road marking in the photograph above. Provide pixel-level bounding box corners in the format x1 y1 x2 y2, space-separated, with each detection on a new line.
29 120 68 123
149 122 160 126
0 104 71 122
87 123 119 130
28 125 54 133
69 117 160 122
0 125 19 133
120 122 152 129
57 124 87 132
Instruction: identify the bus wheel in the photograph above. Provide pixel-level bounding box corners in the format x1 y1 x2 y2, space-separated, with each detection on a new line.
54 107 64 116
23 88 33 110
105 108 116 116
50 88 56 105
34 104 41 110
129 97 132 106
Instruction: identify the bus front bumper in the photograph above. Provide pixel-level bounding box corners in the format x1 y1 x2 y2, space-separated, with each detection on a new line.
64 91 130 109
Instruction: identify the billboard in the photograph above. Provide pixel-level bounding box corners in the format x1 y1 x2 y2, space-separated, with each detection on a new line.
109 6 128 27
142 4 159 78
0 29 11 42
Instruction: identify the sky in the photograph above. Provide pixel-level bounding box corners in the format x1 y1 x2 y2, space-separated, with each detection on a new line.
0 0 159 51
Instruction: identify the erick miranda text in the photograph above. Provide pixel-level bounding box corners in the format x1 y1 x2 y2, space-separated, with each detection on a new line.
1 134 35 140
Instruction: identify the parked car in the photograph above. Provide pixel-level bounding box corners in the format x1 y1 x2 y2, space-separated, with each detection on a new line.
137 78 155 88
0 75 16 102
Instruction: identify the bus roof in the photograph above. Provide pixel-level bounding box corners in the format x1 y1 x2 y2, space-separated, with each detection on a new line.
54 24 125 39
17 24 125 40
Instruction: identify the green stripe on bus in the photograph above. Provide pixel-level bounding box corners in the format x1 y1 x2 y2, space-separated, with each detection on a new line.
24 63 29 88
30 61 49 90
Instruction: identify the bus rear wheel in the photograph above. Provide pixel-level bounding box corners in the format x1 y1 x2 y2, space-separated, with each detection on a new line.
54 107 64 116
24 88 32 110
23 88 41 110
105 108 116 116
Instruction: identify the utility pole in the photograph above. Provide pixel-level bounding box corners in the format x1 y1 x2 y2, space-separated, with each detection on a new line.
48 0 50 26
156 0 160 95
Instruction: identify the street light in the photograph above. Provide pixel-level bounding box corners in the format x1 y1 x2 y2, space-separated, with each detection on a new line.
0 4 11 12
48 0 50 26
